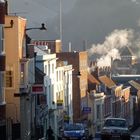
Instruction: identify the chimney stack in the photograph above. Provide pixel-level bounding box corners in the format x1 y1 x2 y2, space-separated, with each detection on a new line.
68 42 72 52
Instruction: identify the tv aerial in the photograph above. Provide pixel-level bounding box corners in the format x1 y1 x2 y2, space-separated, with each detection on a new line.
8 12 28 16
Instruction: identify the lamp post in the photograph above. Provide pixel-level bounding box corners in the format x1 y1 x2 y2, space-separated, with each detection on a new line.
6 102 18 140
6 103 18 122
19 23 47 140
27 23 46 139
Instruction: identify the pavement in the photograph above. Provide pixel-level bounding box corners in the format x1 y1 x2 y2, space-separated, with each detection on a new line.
131 127 140 136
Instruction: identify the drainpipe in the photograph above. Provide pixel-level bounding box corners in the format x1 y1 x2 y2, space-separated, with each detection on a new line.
0 0 6 106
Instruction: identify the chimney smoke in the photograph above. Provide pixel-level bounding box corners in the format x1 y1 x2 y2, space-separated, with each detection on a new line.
88 29 134 67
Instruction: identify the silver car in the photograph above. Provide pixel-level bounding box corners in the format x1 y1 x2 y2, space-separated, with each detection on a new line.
101 118 130 139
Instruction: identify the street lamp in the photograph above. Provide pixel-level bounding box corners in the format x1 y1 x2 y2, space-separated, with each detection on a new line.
25 23 47 58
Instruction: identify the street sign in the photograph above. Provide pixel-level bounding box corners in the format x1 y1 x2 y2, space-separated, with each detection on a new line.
31 84 44 94
57 100 63 109
82 107 91 114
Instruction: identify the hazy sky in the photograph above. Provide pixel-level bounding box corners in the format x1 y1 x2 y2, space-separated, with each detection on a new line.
8 0 140 52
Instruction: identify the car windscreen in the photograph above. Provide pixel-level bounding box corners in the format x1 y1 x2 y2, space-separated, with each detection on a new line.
104 119 127 128
64 124 83 131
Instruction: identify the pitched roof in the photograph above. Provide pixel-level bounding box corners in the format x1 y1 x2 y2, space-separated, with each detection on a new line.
35 67 46 76
99 75 116 89
129 80 140 90
35 67 46 84
88 74 100 84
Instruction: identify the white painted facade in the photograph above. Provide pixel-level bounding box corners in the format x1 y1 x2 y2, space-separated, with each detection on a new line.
88 91 105 136
63 64 73 123
35 46 58 138
55 65 65 134
93 92 105 132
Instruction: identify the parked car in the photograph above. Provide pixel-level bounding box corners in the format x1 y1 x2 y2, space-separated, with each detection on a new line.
131 135 140 140
101 117 130 140
62 123 88 140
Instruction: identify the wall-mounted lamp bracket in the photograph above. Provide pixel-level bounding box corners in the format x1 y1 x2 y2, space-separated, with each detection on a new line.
14 92 28 97
25 23 47 31
4 20 14 28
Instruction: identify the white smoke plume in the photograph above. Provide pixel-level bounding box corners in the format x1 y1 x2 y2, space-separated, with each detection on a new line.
88 29 134 67
137 19 140 27
131 0 139 4
97 49 120 67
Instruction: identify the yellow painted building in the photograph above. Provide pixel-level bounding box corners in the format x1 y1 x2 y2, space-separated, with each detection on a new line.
4 15 26 123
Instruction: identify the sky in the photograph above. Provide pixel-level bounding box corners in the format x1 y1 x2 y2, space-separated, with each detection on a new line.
7 0 140 65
